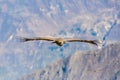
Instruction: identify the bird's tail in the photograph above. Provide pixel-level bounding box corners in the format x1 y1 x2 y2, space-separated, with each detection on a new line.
51 41 56 44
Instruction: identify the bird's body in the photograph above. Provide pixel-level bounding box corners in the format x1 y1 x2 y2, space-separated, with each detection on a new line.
52 38 66 46
20 37 102 47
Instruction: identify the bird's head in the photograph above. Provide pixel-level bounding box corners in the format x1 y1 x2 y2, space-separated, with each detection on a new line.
52 38 66 46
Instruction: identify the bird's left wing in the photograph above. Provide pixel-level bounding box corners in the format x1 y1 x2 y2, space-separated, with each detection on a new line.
66 38 102 46
19 37 55 42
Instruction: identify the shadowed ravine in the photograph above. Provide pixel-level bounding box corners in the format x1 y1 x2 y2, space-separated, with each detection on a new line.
20 42 120 80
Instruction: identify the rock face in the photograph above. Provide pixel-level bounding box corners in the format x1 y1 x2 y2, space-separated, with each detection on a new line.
21 42 120 80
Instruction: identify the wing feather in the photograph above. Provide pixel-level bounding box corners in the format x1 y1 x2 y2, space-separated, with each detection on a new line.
20 37 55 42
66 39 101 46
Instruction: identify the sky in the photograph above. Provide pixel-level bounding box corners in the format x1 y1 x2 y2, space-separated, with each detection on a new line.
0 0 120 80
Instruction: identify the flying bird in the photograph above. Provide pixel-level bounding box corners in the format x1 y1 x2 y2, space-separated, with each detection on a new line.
19 37 102 47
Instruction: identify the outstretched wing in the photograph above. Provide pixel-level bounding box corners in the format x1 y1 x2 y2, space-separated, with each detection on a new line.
66 39 102 46
19 37 55 42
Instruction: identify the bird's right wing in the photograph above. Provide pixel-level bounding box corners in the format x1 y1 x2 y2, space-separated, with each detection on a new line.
19 37 55 42
66 39 102 46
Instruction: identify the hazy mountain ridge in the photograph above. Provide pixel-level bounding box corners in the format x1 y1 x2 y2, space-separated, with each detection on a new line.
21 42 120 80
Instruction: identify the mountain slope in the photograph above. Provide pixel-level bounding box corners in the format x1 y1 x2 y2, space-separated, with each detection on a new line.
21 42 120 80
